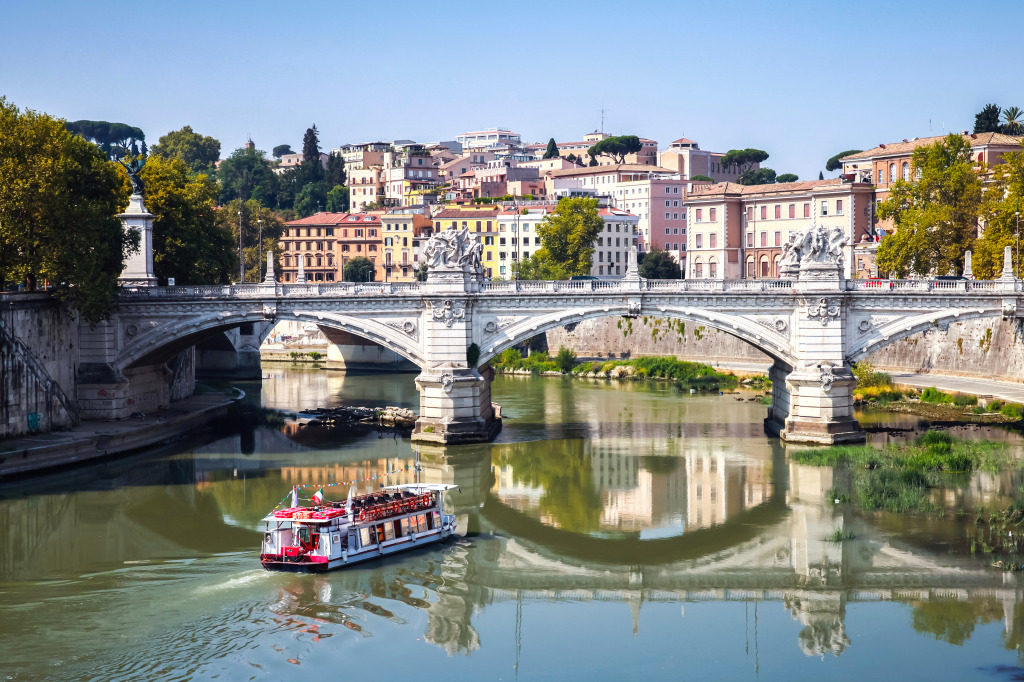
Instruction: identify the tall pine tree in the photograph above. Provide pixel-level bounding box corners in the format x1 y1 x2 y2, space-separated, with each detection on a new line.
543 138 559 159
301 124 323 183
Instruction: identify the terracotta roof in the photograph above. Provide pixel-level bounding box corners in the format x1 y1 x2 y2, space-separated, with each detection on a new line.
841 132 1024 161
286 212 350 225
433 208 501 218
546 163 677 178
671 137 697 145
689 178 852 199
440 155 472 170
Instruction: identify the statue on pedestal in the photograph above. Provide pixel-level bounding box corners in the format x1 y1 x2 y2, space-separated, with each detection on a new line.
423 227 483 278
118 156 145 196
779 225 848 279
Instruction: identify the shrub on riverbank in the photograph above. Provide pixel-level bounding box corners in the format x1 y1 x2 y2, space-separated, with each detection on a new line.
492 353 740 388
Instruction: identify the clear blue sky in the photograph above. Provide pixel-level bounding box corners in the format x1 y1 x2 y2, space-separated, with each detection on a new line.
3 0 1021 180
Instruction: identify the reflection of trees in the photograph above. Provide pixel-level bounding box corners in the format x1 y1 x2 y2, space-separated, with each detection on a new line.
496 439 603 533
640 455 680 475
911 598 1001 646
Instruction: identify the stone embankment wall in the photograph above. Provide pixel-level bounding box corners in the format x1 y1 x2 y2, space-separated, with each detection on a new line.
545 317 769 367
1 295 80 437
545 315 1024 382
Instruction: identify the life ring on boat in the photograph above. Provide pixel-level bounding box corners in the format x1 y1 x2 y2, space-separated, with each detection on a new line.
359 510 366 521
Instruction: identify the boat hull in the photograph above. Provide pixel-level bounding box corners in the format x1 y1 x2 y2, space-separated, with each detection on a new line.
261 523 456 573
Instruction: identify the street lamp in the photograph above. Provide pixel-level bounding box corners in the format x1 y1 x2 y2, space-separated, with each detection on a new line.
257 210 264 280
238 207 244 283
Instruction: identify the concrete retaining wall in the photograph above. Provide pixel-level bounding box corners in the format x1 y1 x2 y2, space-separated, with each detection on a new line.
1 295 79 437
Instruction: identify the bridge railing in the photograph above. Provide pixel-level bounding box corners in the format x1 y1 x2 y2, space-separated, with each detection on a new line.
844 279 1017 292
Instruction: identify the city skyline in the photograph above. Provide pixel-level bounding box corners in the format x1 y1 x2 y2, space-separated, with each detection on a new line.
4 0 1023 180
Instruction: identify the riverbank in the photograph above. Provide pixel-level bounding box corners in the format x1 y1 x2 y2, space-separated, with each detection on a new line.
0 393 236 479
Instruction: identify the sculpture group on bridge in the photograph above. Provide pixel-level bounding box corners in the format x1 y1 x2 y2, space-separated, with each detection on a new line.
423 227 484 277
780 225 848 278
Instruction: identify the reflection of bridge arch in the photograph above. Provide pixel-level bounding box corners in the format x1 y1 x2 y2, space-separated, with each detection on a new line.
478 304 795 367
117 311 423 371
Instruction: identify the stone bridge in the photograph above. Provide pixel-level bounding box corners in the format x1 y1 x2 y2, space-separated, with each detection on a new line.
81 239 1024 446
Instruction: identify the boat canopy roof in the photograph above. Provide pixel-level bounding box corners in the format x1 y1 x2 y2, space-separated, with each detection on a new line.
382 483 459 493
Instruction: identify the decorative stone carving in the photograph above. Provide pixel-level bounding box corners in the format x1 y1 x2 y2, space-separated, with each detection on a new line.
755 317 789 335
440 372 455 393
423 227 483 276
819 363 836 392
125 323 139 338
483 320 498 333
497 316 517 329
431 299 466 328
780 225 849 279
807 297 841 326
627 299 642 316
385 319 417 337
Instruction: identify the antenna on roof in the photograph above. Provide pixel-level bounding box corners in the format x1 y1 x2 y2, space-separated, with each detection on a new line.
601 108 605 134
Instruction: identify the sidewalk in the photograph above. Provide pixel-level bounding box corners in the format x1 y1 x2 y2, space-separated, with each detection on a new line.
889 372 1024 404
0 394 235 479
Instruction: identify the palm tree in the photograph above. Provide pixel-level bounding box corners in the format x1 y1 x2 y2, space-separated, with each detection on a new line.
1003 106 1023 135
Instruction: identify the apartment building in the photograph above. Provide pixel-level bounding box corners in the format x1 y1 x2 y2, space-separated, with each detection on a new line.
334 142 389 178
279 213 383 283
382 144 442 207
349 166 384 212
658 138 750 183
378 211 433 282
544 164 685 250
274 152 328 175
685 178 874 279
456 128 522 153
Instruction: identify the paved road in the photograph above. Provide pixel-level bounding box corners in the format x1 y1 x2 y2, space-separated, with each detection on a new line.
889 372 1024 403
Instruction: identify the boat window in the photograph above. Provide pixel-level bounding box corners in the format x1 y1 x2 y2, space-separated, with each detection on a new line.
401 517 412 535
377 525 387 543
383 522 395 541
416 514 426 531
432 511 441 528
393 520 404 538
360 527 376 547
425 513 434 530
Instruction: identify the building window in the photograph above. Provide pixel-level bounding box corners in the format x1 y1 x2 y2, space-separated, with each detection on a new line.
746 256 754 278
889 163 896 182
760 255 769 277
902 162 910 180
747 207 753 221
821 200 828 216
774 231 781 246
709 233 717 249
665 212 671 220
788 204 795 219
760 206 767 220
803 203 810 218
877 168 883 184
836 199 843 215
696 234 703 249
709 208 716 221
774 205 781 219
747 232 754 247
760 232 767 247
709 259 717 279
695 209 702 222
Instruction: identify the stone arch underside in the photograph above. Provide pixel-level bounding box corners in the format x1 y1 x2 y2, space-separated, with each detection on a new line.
478 305 796 367
117 311 425 371
847 306 1005 363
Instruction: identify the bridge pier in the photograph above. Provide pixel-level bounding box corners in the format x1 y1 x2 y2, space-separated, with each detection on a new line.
413 364 501 444
778 363 863 445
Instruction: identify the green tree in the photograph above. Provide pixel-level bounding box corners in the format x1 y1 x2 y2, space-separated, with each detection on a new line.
149 125 221 174
300 124 323 184
1003 106 1024 135
975 144 1024 278
555 346 577 373
326 185 350 212
217 145 277 204
565 153 578 164
294 181 329 217
515 251 565 280
344 256 375 282
139 155 235 284
65 119 145 159
638 248 679 279
272 144 293 158
876 133 982 278
819 171 825 180
776 173 799 183
325 151 347 187
741 167 777 185
534 196 605 277
0 98 135 321
826 149 863 172
691 174 714 182
216 198 284 282
414 262 428 282
587 135 642 164
721 148 769 180
975 103 1002 134
543 137 559 159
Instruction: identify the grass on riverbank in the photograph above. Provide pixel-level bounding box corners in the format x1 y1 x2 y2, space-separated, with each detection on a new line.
492 350 741 389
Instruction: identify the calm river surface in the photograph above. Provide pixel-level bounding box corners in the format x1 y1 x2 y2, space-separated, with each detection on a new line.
3 368 1024 681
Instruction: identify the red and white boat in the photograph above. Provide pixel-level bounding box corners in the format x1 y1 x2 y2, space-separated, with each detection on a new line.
260 484 458 572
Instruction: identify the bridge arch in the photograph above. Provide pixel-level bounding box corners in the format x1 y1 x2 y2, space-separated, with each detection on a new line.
116 310 425 371
847 305 1004 363
478 304 797 367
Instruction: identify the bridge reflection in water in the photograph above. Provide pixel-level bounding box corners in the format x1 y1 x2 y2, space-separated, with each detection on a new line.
4 424 1023 670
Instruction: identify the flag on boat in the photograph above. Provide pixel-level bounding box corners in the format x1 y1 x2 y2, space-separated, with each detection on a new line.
291 487 298 508
313 488 324 505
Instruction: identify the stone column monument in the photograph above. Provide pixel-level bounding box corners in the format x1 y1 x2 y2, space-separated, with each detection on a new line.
412 227 500 444
117 157 157 287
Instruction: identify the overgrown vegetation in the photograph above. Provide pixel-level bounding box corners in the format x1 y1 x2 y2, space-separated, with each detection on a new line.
492 351 739 389
792 431 1011 514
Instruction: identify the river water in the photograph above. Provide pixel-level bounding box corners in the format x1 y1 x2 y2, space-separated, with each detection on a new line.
3 368 1024 681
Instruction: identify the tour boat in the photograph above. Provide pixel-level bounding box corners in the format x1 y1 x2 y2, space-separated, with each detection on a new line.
260 483 459 572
